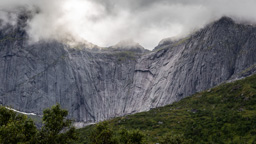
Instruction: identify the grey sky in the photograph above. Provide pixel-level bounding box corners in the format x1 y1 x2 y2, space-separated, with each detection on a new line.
0 0 255 50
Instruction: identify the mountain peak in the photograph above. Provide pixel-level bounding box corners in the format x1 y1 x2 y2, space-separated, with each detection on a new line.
108 40 149 53
113 40 143 49
213 16 235 26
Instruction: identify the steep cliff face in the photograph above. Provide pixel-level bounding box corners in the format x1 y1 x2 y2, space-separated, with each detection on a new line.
1 17 256 123
123 17 256 115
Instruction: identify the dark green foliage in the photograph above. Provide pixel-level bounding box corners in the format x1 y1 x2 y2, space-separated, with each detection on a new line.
0 104 76 144
119 128 145 144
0 107 37 144
87 122 146 144
0 106 16 126
89 122 118 144
76 74 256 144
35 104 77 144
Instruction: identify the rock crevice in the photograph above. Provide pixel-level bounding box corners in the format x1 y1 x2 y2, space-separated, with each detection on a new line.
1 17 256 122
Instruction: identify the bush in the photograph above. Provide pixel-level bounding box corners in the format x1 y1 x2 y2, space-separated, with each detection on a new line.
89 122 118 144
0 104 77 144
34 104 77 144
119 128 146 144
0 106 37 144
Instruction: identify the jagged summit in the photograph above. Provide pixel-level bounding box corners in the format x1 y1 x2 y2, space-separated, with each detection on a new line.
113 40 143 49
108 40 149 53
214 16 235 25
1 15 256 123
155 37 174 49
153 17 236 51
154 16 239 51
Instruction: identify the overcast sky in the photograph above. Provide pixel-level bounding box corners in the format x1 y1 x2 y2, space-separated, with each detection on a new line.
0 0 256 50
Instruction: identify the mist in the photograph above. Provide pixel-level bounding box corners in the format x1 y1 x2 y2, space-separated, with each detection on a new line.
0 0 256 50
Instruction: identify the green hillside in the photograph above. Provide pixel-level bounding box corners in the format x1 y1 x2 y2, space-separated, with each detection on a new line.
75 74 256 144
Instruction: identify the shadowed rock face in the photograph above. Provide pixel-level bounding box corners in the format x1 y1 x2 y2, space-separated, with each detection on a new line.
1 17 256 122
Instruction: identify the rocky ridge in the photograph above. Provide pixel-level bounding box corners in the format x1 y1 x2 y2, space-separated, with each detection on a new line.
1 16 256 123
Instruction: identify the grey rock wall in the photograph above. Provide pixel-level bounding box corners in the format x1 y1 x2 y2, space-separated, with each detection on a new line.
1 17 256 123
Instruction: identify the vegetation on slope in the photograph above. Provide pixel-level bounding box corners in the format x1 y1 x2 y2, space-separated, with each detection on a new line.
75 74 256 144
1 74 256 143
0 104 77 144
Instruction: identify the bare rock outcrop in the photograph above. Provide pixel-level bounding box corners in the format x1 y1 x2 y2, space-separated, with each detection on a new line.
1 17 256 123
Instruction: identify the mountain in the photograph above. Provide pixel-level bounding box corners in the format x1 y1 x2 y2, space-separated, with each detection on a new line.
75 73 256 143
1 16 256 124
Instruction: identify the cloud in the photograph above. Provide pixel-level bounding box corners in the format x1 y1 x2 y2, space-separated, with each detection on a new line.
0 0 256 50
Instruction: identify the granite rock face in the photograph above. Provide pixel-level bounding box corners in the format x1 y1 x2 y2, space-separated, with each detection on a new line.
1 17 256 122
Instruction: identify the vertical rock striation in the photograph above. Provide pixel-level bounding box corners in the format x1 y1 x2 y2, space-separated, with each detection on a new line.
1 17 256 122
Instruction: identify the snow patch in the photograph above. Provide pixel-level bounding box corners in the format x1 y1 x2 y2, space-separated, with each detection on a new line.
73 122 95 129
5 107 37 116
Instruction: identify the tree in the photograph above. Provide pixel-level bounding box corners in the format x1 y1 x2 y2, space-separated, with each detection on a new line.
119 128 146 144
0 106 37 144
35 104 77 144
0 104 77 144
89 122 118 144
89 121 147 144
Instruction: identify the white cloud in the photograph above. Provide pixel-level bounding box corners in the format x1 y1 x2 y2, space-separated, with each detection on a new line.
0 0 256 50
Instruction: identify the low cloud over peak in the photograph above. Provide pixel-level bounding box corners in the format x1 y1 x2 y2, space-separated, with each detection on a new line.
0 0 255 50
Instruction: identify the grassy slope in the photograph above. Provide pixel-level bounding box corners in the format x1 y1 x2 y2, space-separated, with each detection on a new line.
75 74 256 144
